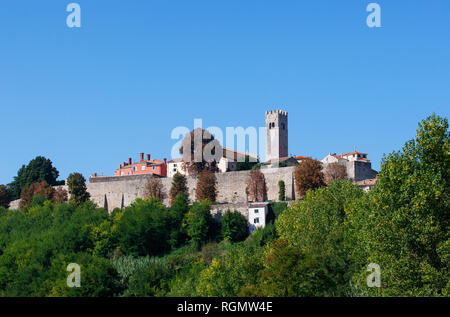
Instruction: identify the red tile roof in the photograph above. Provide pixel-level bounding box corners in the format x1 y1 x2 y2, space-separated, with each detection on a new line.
249 202 269 208
356 178 377 186
168 158 184 163
295 155 312 160
331 154 348 161
341 151 368 156
222 147 258 160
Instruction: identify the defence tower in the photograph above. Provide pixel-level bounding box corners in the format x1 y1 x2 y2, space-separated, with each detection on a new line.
265 109 288 162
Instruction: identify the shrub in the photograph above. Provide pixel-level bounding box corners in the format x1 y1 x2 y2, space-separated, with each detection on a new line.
221 210 248 242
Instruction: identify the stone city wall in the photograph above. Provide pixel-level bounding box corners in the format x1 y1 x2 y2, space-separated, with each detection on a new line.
88 166 296 212
7 163 376 213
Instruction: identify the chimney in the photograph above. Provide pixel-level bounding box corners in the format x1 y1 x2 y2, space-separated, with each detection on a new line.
147 154 151 161
140 152 144 161
128 158 132 165
119 164 122 169
164 158 167 164
123 161 126 167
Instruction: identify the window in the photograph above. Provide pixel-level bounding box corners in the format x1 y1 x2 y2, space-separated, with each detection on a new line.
254 209 259 214
142 166 146 171
174 164 177 167
133 166 137 172
121 172 124 176
254 218 259 224
173 168 177 172
152 166 156 170
281 123 285 130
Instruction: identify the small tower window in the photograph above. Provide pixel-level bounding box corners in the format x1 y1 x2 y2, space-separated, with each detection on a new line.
281 123 285 130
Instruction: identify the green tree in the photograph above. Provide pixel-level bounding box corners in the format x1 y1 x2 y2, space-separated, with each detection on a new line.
278 180 285 201
48 253 121 297
221 210 248 242
183 201 214 250
167 261 205 297
115 198 171 256
67 173 90 206
168 193 190 248
266 202 288 223
275 180 364 296
169 172 188 205
0 185 11 209
240 239 324 297
0 201 113 296
8 156 60 200
197 243 264 296
249 222 278 247
348 114 449 296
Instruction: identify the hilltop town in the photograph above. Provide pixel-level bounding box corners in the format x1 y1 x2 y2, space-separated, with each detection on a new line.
68 109 378 231
8 110 378 232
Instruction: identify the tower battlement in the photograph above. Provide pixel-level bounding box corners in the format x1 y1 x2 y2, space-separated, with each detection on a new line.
265 109 288 116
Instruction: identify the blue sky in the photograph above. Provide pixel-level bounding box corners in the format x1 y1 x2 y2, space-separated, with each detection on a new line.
0 0 449 184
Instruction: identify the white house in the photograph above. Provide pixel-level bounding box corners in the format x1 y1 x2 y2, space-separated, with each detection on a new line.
167 158 188 178
321 153 348 165
356 178 377 192
217 156 237 173
340 150 369 162
248 202 269 233
218 148 258 173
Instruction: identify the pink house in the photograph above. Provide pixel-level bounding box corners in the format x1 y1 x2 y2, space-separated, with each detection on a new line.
114 153 167 177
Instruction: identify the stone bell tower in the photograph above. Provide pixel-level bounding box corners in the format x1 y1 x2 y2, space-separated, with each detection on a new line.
265 109 288 162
